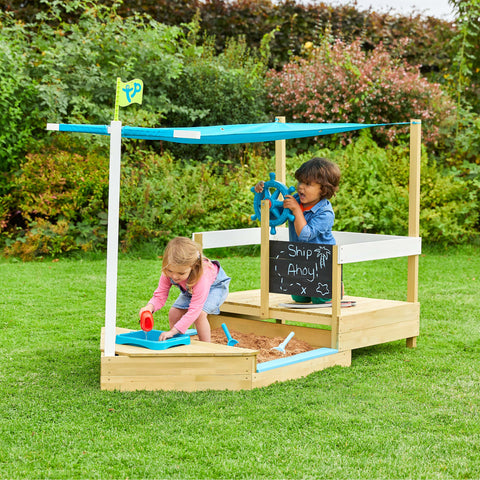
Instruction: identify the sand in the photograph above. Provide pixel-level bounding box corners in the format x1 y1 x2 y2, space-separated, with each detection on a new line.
206 327 314 363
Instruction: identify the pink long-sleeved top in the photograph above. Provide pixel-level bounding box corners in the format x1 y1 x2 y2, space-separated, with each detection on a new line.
148 260 219 334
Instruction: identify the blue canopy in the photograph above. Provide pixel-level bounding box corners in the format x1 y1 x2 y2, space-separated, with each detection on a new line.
49 121 408 144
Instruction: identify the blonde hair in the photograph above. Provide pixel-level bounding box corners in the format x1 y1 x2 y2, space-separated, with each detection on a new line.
162 237 203 291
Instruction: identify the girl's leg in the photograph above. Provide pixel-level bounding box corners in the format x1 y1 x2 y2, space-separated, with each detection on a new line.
194 311 211 342
168 307 186 329
168 307 211 342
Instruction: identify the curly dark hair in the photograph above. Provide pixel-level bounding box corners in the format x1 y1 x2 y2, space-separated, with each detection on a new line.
294 157 341 199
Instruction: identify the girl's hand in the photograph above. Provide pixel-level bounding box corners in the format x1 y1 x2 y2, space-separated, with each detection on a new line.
159 328 179 342
254 181 264 193
139 304 154 318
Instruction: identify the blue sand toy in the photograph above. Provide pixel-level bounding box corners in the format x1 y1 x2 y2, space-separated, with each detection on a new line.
115 329 191 350
251 172 296 234
221 323 239 347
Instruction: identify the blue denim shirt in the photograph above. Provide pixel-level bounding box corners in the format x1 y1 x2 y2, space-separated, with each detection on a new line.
288 195 336 245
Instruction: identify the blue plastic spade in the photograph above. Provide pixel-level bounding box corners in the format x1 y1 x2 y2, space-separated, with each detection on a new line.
272 331 295 354
221 323 239 347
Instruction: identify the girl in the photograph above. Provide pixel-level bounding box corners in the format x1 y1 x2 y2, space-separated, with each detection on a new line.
139 237 231 342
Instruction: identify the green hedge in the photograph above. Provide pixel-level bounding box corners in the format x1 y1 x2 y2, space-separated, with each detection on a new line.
3 134 478 260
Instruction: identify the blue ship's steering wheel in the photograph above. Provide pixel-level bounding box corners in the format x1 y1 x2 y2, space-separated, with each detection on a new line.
251 172 296 234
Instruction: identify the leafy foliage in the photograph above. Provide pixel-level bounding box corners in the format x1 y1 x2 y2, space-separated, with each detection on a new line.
117 150 270 252
2 147 109 259
3 134 478 259
266 38 456 149
0 0 478 256
1 0 456 75
447 0 480 109
287 132 479 244
0 15 38 192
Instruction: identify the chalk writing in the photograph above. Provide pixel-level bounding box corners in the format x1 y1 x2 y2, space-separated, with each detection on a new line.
269 240 333 298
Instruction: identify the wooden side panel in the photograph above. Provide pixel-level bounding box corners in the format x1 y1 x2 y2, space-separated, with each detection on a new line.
101 354 254 376
252 350 351 389
209 314 332 348
101 373 253 392
338 319 420 351
101 354 256 392
338 303 420 333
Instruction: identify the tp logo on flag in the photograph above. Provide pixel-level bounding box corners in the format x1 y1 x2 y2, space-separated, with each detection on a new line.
118 79 143 107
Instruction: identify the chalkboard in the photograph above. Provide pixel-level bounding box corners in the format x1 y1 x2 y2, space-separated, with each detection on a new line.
269 240 333 299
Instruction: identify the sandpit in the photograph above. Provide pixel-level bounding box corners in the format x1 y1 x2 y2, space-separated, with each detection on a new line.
202 327 314 363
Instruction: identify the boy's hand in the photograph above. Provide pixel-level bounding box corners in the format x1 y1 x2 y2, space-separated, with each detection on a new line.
254 181 264 193
283 195 301 215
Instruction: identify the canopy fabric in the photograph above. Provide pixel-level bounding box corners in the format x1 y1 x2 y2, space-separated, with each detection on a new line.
48 121 408 145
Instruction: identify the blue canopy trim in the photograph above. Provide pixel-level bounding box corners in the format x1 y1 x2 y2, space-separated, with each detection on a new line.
49 121 409 145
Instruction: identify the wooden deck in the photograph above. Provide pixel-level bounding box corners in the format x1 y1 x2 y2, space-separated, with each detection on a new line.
218 290 420 352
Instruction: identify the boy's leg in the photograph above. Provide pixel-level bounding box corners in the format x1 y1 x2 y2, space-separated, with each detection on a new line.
312 296 330 304
291 295 311 303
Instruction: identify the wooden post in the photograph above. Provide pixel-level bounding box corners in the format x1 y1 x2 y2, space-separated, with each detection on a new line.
193 232 203 249
330 245 341 350
260 200 270 319
407 119 421 348
104 120 123 357
275 116 286 184
275 115 287 324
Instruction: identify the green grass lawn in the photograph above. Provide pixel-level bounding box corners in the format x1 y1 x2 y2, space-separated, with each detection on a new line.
0 245 479 479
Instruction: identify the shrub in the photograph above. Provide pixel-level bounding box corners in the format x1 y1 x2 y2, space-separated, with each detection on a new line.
119 150 271 251
265 38 456 149
4 131 477 260
161 34 270 162
2 149 109 259
288 131 479 244
0 145 273 259
0 14 38 192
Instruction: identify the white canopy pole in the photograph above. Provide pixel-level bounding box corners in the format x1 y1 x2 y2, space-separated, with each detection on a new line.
104 120 122 357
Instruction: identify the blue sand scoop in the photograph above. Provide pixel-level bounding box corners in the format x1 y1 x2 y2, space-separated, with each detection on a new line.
221 323 239 346
115 329 191 350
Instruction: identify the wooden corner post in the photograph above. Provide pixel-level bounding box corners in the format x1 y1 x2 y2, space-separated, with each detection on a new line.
407 119 421 348
260 200 270 319
275 116 286 184
330 245 342 350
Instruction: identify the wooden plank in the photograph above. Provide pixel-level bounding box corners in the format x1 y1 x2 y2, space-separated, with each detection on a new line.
209 314 332 347
222 290 334 324
252 350 351 388
409 120 421 238
338 236 421 264
256 348 339 372
192 232 203 248
221 302 262 317
191 227 289 249
101 373 253 392
331 246 341 349
260 200 270 318
223 291 419 328
100 328 257 357
338 319 420 351
275 116 286 184
338 302 420 333
406 119 421 346
101 354 255 377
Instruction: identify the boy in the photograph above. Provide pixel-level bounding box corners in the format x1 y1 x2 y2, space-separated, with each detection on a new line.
255 157 341 303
